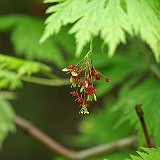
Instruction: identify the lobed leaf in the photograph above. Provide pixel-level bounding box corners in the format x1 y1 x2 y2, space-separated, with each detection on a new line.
0 54 52 89
100 0 132 57
40 0 88 44
41 0 160 60
69 0 106 56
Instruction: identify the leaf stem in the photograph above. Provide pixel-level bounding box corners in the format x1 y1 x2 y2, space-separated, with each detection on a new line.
21 76 69 86
90 38 93 53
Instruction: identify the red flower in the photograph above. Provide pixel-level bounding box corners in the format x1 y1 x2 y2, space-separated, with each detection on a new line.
79 81 85 86
95 71 101 80
70 91 79 97
91 69 96 76
84 84 98 95
91 70 101 80
105 77 111 82
75 97 84 103
79 80 90 87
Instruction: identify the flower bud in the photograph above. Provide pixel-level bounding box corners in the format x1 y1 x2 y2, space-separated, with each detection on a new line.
95 72 101 80
105 77 110 82
91 69 96 76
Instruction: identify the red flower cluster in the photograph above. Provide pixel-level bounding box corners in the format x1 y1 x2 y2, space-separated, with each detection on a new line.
62 54 110 114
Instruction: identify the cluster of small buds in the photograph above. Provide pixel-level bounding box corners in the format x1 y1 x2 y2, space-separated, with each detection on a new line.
62 52 110 114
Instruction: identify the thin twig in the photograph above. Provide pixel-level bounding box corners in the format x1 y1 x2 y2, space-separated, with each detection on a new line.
135 104 153 147
13 115 76 159
13 115 137 160
74 135 137 159
21 76 69 86
90 38 93 53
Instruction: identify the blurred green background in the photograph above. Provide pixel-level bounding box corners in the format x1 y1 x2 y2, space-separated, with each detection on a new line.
0 0 160 160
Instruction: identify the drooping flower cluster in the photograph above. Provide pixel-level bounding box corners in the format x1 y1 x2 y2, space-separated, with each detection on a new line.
62 52 110 114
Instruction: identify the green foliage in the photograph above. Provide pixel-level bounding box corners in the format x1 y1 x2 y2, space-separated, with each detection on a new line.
0 54 51 75
114 76 160 146
75 108 133 146
126 0 160 61
130 147 160 160
0 54 51 89
0 93 16 148
41 0 160 60
40 0 88 54
95 41 147 96
0 15 75 67
74 40 160 158
100 0 132 57
92 42 160 148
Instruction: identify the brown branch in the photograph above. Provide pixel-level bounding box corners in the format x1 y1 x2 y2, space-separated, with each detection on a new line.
74 135 137 159
13 115 76 159
135 104 153 148
13 115 137 160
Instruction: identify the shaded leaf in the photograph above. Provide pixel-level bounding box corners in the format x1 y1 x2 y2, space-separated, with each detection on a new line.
0 15 66 67
0 94 16 148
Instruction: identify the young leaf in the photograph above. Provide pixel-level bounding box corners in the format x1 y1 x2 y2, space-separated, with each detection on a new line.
40 0 88 44
0 54 53 89
0 54 51 76
100 0 132 57
69 0 106 56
